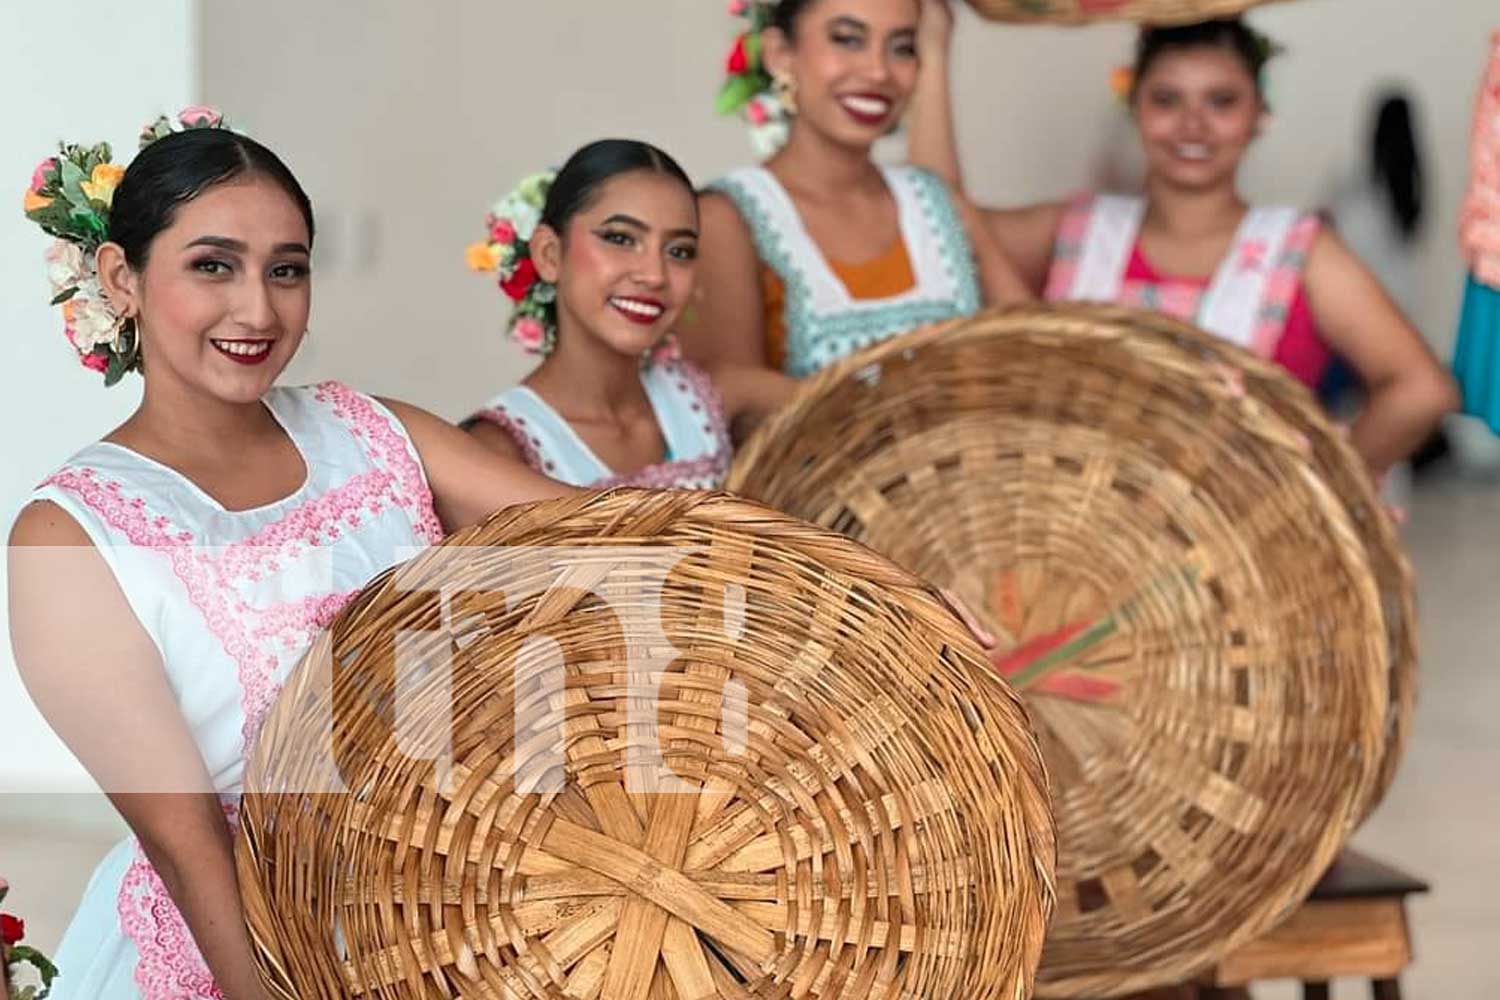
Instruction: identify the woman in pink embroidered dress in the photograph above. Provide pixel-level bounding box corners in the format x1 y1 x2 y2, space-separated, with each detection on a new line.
910 7 1457 479
9 126 568 1000
467 140 796 489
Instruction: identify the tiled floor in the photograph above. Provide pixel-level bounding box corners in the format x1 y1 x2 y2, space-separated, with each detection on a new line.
1 472 1495 997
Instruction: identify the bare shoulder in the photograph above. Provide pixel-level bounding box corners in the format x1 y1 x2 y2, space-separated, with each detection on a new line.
699 190 754 243
466 417 525 463
1303 226 1384 302
9 499 92 548
1305 225 1356 273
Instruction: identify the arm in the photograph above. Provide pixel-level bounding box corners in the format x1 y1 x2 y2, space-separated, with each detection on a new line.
983 202 1068 298
8 504 272 1000
910 0 965 191
467 417 528 464
1303 229 1460 476
380 399 576 531
679 192 770 370
952 188 1034 304
907 1 1063 297
710 362 799 444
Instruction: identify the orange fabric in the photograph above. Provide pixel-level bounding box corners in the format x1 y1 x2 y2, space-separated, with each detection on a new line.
761 238 917 371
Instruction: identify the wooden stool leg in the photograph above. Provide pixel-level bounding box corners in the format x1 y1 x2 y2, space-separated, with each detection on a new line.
1303 983 1331 1000
1372 980 1403 1000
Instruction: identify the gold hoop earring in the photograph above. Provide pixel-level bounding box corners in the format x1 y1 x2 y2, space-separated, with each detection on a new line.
773 73 798 116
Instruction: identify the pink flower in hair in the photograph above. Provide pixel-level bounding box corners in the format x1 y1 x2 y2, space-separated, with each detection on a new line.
727 0 749 14
81 351 110 373
30 157 58 194
746 100 771 126
490 218 517 245
178 105 224 128
512 317 547 354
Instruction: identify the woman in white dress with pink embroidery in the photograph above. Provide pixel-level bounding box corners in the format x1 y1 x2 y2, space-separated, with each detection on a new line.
10 114 566 1000
465 140 795 488
911 10 1457 479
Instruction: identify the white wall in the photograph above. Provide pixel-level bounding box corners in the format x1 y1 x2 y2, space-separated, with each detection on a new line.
0 0 196 798
944 0 1496 353
197 0 1499 419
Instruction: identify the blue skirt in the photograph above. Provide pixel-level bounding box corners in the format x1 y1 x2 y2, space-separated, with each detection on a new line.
1454 273 1500 435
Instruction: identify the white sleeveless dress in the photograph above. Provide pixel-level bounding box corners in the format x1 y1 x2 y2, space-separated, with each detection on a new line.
28 382 444 1000
469 360 732 489
710 165 981 377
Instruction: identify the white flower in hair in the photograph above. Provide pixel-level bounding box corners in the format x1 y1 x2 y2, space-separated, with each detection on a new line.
45 240 89 295
65 283 123 352
746 93 790 159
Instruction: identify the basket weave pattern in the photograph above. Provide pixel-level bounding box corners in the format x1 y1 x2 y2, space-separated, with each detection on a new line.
964 0 1291 25
727 306 1389 997
238 490 1056 999
1109 306 1417 816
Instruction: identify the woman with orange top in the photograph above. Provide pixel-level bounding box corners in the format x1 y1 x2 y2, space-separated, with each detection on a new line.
683 0 1029 378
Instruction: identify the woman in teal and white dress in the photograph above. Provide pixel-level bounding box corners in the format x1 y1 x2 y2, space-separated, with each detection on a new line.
682 0 1029 379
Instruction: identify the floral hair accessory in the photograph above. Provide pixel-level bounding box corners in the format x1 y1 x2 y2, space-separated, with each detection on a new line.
1109 65 1136 106
1 877 58 999
716 0 790 158
466 170 559 355
22 106 233 385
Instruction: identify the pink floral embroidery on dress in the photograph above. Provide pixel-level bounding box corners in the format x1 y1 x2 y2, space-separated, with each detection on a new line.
314 381 445 544
1237 238 1268 273
1462 32 1500 288
1249 216 1320 358
214 468 404 581
1043 192 1096 301
117 802 239 1000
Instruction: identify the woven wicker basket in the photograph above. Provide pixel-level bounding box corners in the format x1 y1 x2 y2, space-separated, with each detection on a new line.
1103 306 1417 816
727 306 1389 998
965 0 1290 25
237 490 1057 1000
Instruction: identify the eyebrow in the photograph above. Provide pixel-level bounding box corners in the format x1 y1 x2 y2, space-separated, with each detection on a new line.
184 235 310 255
599 214 700 240
829 16 867 31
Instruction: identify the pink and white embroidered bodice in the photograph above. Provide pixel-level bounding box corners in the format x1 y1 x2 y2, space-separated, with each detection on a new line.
30 381 443 1000
1462 31 1500 288
470 359 732 490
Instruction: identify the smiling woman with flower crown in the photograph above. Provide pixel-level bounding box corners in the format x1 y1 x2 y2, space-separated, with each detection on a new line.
681 0 1030 380
9 109 569 1000
464 139 796 488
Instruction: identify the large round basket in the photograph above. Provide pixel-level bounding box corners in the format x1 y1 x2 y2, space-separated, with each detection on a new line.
1099 306 1417 817
963 0 1291 25
726 306 1388 998
237 490 1057 1000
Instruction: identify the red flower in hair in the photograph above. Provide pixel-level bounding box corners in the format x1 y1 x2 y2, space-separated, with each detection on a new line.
500 258 539 302
726 34 750 75
1 912 24 945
